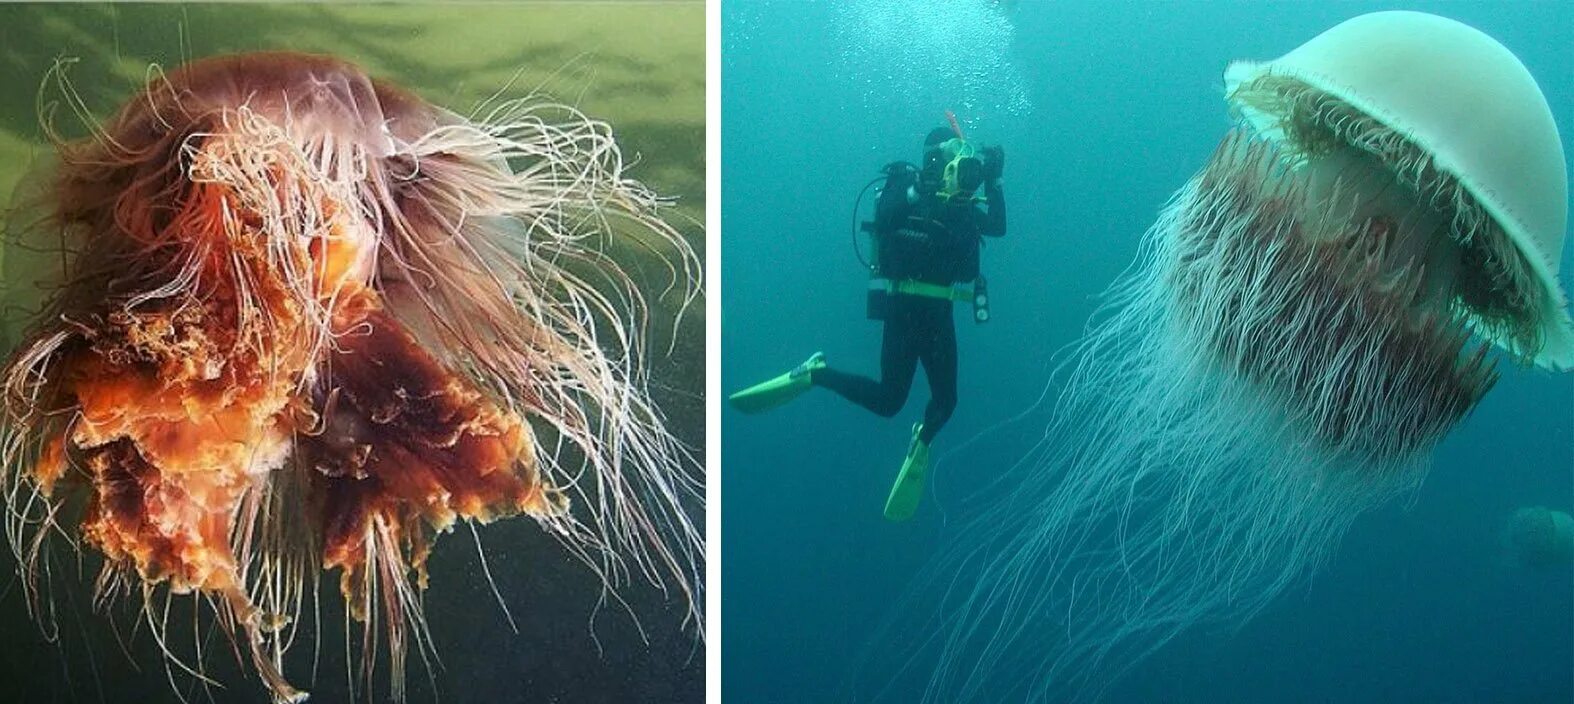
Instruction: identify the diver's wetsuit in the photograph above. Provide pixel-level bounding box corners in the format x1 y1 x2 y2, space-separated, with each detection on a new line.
814 168 1006 445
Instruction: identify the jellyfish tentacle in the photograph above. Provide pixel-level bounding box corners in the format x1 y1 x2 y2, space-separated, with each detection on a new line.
368 92 703 627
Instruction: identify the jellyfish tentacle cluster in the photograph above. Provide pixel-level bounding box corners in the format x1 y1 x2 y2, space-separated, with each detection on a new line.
1 52 700 702
1171 130 1498 460
861 12 1570 703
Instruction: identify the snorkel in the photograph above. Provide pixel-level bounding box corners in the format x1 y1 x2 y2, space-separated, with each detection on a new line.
946 109 965 140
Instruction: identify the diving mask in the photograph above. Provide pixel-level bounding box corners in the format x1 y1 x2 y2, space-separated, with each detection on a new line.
930 138 984 201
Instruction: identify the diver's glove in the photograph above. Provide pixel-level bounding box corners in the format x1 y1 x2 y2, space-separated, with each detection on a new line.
981 145 1005 184
881 160 918 193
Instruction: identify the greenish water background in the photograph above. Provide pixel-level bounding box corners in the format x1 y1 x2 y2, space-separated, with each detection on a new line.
0 3 704 703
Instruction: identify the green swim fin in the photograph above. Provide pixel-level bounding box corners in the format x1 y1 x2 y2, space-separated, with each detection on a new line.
728 352 826 414
883 423 930 522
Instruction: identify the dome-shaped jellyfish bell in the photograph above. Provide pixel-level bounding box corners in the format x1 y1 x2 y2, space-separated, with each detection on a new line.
1504 506 1574 569
1173 11 1569 461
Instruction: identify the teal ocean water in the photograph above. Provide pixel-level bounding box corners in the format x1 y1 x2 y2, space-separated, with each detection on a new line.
723 2 1573 702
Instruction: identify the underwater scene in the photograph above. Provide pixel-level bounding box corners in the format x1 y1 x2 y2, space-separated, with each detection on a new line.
0 3 704 703
723 1 1571 703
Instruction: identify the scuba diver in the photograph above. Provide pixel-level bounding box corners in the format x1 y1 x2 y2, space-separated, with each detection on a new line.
729 122 1006 521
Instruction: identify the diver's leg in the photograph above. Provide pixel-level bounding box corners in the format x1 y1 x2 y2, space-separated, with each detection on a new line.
815 311 919 417
727 350 829 413
917 304 958 445
882 302 951 521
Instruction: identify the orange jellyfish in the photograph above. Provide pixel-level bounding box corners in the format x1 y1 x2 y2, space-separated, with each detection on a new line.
1 52 701 702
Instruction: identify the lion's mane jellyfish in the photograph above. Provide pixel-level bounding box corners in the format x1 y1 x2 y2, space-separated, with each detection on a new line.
0 52 700 702
1504 506 1574 569
872 13 1570 702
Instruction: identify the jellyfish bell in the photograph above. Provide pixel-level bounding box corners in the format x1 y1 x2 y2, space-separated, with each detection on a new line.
2 52 700 702
866 13 1570 702
1224 10 1573 370
1504 506 1574 569
1172 10 1573 460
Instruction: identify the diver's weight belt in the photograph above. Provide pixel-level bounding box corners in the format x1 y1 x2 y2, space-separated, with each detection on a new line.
868 277 973 302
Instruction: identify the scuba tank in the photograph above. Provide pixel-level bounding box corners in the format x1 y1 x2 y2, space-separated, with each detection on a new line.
853 162 912 321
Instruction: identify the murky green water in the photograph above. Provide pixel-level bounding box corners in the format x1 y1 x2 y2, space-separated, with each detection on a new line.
0 4 704 703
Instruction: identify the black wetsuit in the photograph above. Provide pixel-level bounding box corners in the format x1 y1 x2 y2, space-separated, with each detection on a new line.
815 168 1006 444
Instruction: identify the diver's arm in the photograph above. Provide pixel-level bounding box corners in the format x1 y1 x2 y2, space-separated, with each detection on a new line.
875 163 915 230
981 180 1006 238
980 146 1006 237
